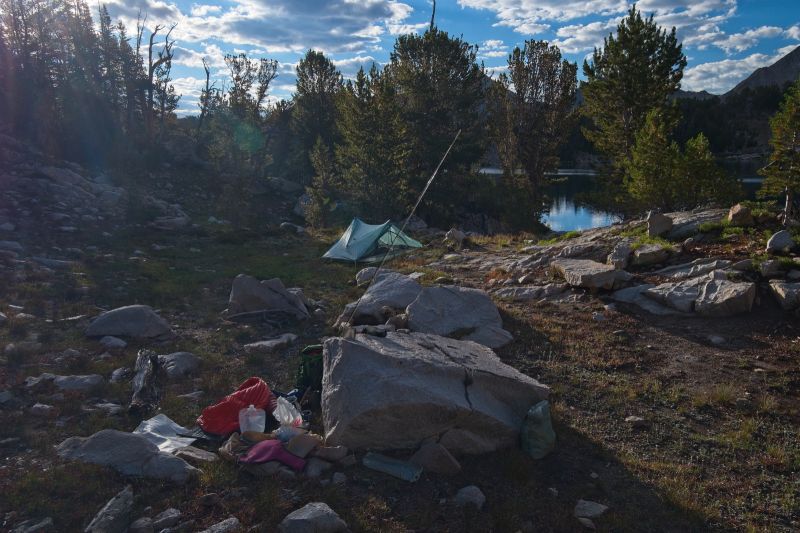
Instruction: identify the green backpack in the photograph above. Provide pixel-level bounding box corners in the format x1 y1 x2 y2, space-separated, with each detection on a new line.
295 344 324 392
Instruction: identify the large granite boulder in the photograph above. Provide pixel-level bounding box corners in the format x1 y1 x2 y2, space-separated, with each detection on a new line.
769 281 800 310
632 244 669 266
279 502 348 533
695 279 756 317
646 211 673 237
643 277 705 313
86 305 173 339
322 332 549 455
666 209 727 239
654 258 732 280
56 430 198 483
85 486 133 533
158 352 200 379
337 272 421 325
727 204 753 226
766 230 795 254
552 258 617 290
406 285 513 348
225 274 309 319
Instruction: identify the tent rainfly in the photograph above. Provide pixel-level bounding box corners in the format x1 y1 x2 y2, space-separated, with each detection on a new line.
323 218 423 263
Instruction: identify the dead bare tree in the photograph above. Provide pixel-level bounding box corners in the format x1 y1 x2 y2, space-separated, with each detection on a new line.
146 22 176 134
196 57 214 136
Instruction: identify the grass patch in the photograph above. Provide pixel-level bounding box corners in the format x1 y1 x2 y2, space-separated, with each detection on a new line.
537 230 581 245
631 235 672 250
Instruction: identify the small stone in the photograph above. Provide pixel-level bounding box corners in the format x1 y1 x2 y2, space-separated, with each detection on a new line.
577 517 596 529
128 516 154 533
198 517 241 533
332 472 347 485
85 486 134 533
766 230 795 254
707 335 726 345
547 487 558 497
590 472 599 479
574 499 608 519
647 211 673 237
625 415 648 428
727 204 753 226
244 333 298 354
174 446 218 464
29 403 56 417
278 502 347 533
99 336 127 349
409 442 461 475
304 457 332 478
735 397 754 411
152 508 181 530
453 485 485 510
200 493 221 507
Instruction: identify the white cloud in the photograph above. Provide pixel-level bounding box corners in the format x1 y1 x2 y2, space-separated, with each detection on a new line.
172 44 227 68
104 0 420 54
479 39 509 58
712 26 783 53
553 18 620 53
785 25 800 41
682 47 788 93
333 55 381 78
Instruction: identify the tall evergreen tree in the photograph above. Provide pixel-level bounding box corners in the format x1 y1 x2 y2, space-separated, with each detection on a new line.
583 6 686 182
760 77 800 223
290 50 343 184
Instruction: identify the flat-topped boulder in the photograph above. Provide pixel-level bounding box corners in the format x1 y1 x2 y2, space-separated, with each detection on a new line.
322 332 549 455
632 244 669 266
406 285 513 348
337 271 421 325
654 258 732 280
695 279 756 317
57 430 198 483
666 209 727 239
225 274 309 320
86 305 173 339
552 258 617 290
647 211 673 237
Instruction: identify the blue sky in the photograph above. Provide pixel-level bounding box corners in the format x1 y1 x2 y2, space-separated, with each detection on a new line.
102 1 800 115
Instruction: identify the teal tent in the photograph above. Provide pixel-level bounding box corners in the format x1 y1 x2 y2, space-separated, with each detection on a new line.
323 218 423 263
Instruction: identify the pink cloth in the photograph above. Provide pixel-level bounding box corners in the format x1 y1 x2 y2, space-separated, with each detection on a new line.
239 439 306 471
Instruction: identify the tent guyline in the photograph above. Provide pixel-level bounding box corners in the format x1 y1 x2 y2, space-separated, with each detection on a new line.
337 129 462 327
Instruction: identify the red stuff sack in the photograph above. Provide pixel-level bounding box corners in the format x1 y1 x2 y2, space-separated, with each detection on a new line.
197 377 271 435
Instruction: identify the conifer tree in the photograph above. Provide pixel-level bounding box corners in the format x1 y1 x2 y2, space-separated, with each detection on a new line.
625 109 682 210
760 77 800 222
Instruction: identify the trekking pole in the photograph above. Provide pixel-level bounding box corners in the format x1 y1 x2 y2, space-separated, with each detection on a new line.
342 129 462 327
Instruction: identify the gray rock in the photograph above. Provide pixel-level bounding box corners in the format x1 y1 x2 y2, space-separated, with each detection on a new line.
158 352 200 379
100 336 127 349
654 258 732 279
304 457 332 478
769 281 800 310
766 230 795 254
494 286 543 301
243 333 298 354
731 259 753 271
10 517 53 533
86 305 173 339
666 209 728 239
332 472 347 485
355 266 381 285
280 222 305 234
409 442 461 475
454 486 486 510
0 240 23 252
760 260 785 278
646 211 673 237
53 374 104 391
643 278 705 313
574 499 608 519
30 403 56 417
152 508 181 530
174 446 218 464
552 258 617 290
338 272 421 325
727 204 753 226
32 256 74 270
445 228 467 248
225 274 309 319
0 312 6 326
632 244 669 266
0 222 15 232
279 502 347 533
322 332 549 455
611 285 682 316
110 367 131 383
128 517 154 533
607 240 632 269
57 430 199 483
406 285 513 348
85 485 133 533
198 517 241 533
695 279 756 317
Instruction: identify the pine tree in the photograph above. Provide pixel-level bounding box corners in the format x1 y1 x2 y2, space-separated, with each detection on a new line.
759 77 800 222
583 6 686 179
679 133 740 208
625 109 683 211
306 138 339 228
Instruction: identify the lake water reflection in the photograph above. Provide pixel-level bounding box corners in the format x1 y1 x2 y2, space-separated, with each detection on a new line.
541 174 620 232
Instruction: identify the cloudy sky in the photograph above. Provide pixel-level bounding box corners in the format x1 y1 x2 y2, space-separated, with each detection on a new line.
101 0 800 115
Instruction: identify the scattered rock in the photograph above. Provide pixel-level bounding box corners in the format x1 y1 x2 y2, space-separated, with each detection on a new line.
0 240 24 252
453 486 486 510
174 446 218 464
655 258 732 279
158 352 200 379
708 335 726 345
152 508 181 530
552 259 617 290
607 240 632 269
56 430 198 483
225 274 309 319
338 272 421 325
769 281 800 310
0 312 6 326
304 457 332 478
280 222 305 235
86 305 173 339
624 415 648 429
128 517 154 533
10 517 53 533
695 279 756 317
646 211 673 237
198 517 241 533
574 499 608 519
243 333 299 354
279 502 347 533
99 336 127 350
727 204 753 226
632 244 669 266
406 285 513 348
322 332 549 454
55 374 104 391
766 230 795 254
444 228 467 249
409 442 461 475
760 260 785 278
29 403 56 417
85 485 133 533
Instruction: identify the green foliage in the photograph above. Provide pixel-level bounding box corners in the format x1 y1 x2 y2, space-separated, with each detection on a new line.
290 50 343 184
582 5 686 193
625 110 741 212
538 230 581 245
759 77 800 197
305 138 340 228
490 40 577 219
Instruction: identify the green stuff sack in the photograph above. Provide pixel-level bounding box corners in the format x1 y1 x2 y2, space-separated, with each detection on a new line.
295 344 324 392
520 400 556 459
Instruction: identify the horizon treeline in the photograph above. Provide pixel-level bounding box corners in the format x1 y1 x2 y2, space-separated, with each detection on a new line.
2 2 794 230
